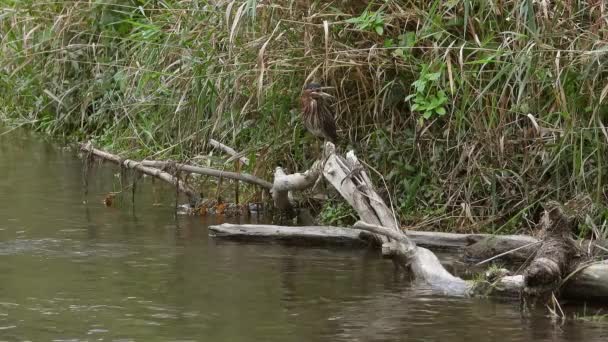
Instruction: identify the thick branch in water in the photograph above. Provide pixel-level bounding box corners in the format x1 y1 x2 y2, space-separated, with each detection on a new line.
262 142 468 293
208 223 608 300
523 201 579 297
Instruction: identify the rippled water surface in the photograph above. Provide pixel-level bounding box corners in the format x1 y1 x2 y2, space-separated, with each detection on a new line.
0 129 606 341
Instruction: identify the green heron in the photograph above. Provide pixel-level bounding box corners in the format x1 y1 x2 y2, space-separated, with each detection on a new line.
300 82 338 145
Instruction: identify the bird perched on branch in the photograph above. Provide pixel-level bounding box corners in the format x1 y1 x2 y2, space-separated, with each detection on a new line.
300 82 338 145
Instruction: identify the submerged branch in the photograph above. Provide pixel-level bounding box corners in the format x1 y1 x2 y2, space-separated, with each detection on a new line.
80 142 201 205
79 142 271 191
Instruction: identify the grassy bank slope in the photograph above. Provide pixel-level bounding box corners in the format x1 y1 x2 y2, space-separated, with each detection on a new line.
1 0 607 233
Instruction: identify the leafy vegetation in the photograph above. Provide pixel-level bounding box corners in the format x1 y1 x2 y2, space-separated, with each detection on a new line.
1 0 608 233
318 201 358 226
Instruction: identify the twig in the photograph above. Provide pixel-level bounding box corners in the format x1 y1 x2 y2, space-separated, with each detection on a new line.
80 142 201 205
475 240 542 266
209 139 250 166
141 160 272 189
353 221 406 242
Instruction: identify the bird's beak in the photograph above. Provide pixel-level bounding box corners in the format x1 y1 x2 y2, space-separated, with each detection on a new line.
313 90 334 99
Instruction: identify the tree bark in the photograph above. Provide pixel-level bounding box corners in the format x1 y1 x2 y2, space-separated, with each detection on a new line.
523 201 579 297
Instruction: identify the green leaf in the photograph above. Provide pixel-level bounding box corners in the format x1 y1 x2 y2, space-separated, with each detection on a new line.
412 79 426 92
345 16 362 24
436 107 447 115
423 110 433 119
405 32 417 46
426 72 441 81
375 25 384 35
404 94 416 102
392 48 405 58
429 95 442 107
416 102 430 111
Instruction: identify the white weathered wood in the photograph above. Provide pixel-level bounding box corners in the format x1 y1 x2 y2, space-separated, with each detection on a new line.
346 151 398 230
209 223 368 247
410 247 469 294
208 223 537 252
209 138 250 165
208 223 608 299
322 148 403 249
237 140 470 293
491 275 525 296
353 221 408 242
272 162 323 192
140 160 272 189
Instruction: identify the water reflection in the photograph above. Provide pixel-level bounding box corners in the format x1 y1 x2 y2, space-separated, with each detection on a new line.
0 128 606 341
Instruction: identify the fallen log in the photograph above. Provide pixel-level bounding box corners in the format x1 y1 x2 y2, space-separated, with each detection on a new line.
207 223 535 256
208 223 608 300
208 223 370 247
562 261 608 300
271 161 323 212
265 143 468 294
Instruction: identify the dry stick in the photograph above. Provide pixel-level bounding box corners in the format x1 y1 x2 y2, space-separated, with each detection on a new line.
474 240 543 266
208 139 253 205
80 142 201 204
140 160 272 189
209 139 250 166
234 160 240 204
353 221 410 243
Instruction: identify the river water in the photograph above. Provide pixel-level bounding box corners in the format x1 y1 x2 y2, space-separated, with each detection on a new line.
0 129 606 341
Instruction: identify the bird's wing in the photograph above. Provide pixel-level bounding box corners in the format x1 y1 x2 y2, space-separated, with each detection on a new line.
319 103 338 142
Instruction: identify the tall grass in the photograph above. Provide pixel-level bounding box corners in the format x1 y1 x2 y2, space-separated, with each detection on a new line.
1 0 607 233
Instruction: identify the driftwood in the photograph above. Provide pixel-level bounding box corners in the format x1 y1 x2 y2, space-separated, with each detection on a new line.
271 161 323 212
207 223 534 254
209 223 370 247
209 223 608 300
83 139 607 301
80 142 273 205
267 143 467 294
81 142 201 205
211 142 608 302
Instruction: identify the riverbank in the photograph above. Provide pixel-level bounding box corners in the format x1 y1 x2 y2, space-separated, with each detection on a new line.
1 1 607 234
